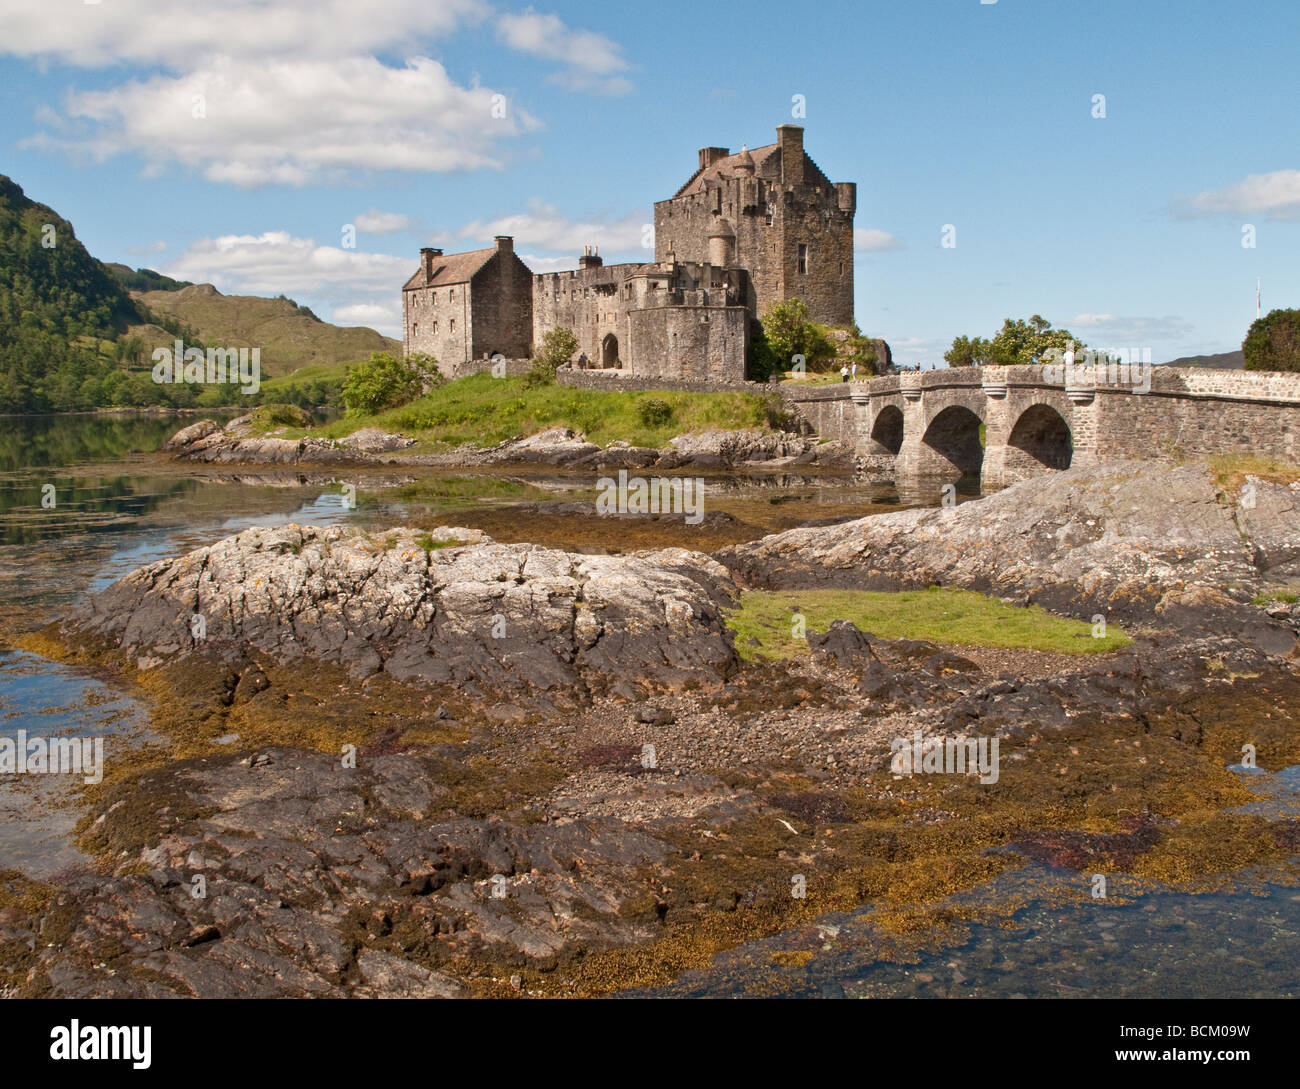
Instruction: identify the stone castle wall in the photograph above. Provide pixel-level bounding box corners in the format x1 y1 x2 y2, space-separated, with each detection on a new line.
653 127 854 326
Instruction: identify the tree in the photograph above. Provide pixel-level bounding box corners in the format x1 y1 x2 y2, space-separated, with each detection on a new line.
946 316 1086 368
524 327 579 387
760 298 835 373
1243 308 1300 372
341 351 425 415
944 335 993 368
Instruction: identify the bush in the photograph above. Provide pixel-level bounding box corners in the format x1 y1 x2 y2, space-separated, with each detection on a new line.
250 402 313 429
1243 309 1300 372
760 299 835 373
524 327 579 388
637 398 673 427
341 351 424 414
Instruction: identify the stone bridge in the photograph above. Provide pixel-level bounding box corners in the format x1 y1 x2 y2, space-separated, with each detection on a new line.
830 364 1300 486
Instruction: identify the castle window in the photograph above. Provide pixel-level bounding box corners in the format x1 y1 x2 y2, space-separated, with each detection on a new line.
839 261 844 277
798 244 808 274
431 321 437 334
449 319 455 333
449 288 454 300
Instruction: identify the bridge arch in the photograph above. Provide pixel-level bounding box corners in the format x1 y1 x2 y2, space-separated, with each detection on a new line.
869 404 904 455
1005 402 1072 476
920 404 985 478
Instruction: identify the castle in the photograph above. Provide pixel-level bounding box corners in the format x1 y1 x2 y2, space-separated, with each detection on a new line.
402 125 855 381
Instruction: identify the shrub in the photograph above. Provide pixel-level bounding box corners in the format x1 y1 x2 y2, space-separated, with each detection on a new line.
1243 309 1300 372
524 327 579 388
341 351 424 415
250 402 312 429
638 398 673 427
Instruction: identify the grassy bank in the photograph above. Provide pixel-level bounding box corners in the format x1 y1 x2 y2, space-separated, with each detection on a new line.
727 586 1131 660
306 373 779 449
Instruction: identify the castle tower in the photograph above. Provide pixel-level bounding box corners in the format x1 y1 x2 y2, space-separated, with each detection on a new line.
652 125 855 326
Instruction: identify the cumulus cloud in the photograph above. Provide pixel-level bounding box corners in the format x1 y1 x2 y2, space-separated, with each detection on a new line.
2 1 641 185
854 228 902 252
354 210 418 235
1174 170 1300 221
0 0 488 66
456 199 647 256
496 9 633 94
163 230 410 295
333 302 401 330
23 56 538 187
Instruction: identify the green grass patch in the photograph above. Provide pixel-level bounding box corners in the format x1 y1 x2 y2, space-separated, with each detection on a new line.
726 586 1131 661
1253 590 1298 606
413 532 463 554
312 372 774 449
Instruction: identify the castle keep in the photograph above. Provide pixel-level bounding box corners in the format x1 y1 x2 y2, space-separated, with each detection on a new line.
402 126 855 381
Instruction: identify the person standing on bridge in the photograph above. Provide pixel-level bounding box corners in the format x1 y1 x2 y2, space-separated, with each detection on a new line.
841 364 850 383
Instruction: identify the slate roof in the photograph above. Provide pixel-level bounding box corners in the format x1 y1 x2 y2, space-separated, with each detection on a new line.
402 246 497 291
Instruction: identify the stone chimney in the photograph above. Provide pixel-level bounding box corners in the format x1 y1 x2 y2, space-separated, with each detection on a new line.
777 124 804 185
494 235 513 256
698 147 729 170
578 244 603 270
420 247 443 281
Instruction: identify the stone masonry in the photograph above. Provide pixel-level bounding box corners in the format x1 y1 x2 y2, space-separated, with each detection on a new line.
401 126 855 381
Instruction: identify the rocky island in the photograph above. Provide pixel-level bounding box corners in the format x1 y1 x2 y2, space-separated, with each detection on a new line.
3 456 1298 998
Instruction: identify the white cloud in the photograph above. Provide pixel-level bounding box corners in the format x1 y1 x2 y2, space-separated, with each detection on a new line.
1175 170 1300 220
333 302 401 330
354 210 418 235
496 9 633 94
2 1 605 186
1070 313 1196 345
456 199 647 256
24 56 538 187
163 230 410 295
854 228 902 252
0 0 488 66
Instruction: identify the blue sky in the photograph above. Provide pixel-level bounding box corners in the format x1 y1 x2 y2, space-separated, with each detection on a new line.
1 0 1297 364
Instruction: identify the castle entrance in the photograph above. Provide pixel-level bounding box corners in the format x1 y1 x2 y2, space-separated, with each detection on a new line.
602 333 619 368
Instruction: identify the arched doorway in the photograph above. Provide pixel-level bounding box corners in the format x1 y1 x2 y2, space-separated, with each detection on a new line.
920 405 984 478
601 333 619 368
869 405 904 455
1006 404 1072 475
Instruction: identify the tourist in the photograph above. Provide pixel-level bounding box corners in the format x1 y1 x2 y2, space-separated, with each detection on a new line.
850 362 858 380
840 364 850 383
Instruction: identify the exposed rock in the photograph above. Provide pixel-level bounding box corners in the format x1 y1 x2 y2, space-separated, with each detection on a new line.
720 460 1300 638
11 749 672 997
337 428 416 453
62 524 740 693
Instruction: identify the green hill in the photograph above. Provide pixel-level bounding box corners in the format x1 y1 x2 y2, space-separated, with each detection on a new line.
0 174 143 411
134 283 398 379
0 172 399 412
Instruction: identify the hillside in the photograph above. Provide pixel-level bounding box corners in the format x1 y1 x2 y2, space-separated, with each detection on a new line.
1161 350 1244 369
0 172 399 412
134 283 398 379
0 174 142 411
